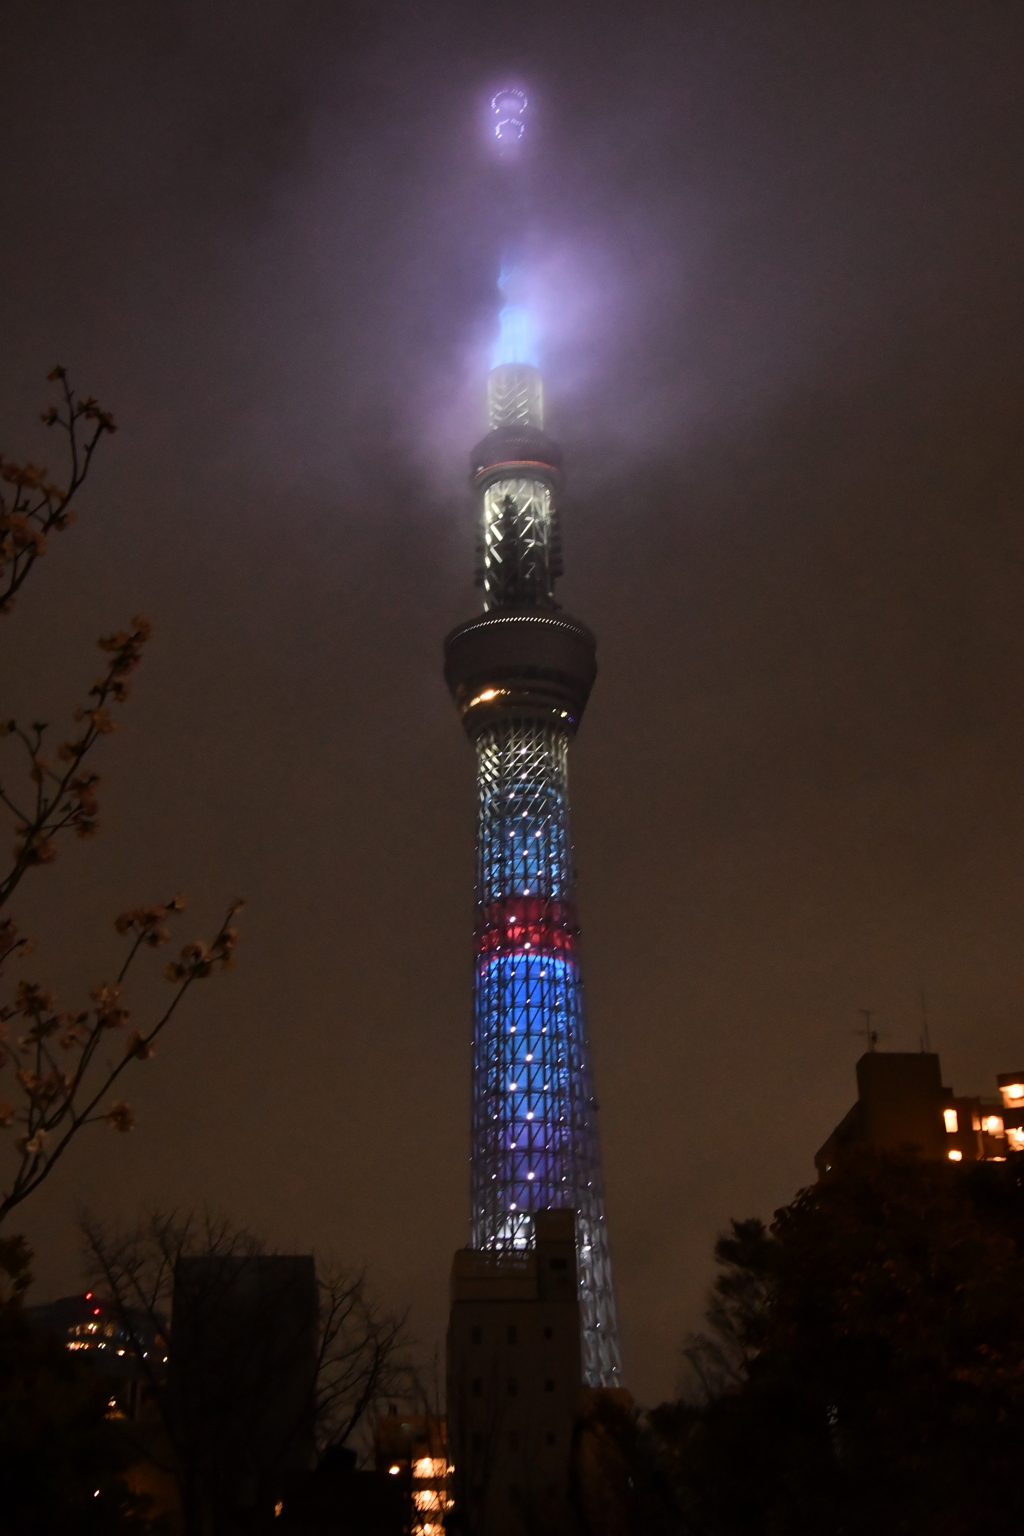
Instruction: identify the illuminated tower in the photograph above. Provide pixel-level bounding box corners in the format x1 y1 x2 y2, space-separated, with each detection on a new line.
443 89 621 1388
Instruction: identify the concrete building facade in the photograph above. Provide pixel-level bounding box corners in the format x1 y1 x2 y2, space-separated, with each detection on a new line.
448 1209 581 1536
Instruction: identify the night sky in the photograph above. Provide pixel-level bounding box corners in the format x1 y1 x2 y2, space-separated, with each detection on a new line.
2 1 1023 1406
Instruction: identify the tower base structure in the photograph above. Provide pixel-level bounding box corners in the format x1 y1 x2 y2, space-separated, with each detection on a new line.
447 1210 582 1536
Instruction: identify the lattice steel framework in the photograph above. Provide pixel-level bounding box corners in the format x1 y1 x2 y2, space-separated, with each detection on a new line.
469 718 620 1385
481 479 560 610
487 362 543 430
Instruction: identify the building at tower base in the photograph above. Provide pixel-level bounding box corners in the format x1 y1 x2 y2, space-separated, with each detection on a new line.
447 1209 581 1536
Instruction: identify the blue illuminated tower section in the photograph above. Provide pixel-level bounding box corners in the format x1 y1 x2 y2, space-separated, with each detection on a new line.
443 91 621 1388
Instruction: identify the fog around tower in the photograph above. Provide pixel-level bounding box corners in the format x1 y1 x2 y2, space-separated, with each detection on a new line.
1 0 1022 1407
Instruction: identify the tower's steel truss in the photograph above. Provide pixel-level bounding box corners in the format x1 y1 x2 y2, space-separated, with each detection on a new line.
445 358 622 1388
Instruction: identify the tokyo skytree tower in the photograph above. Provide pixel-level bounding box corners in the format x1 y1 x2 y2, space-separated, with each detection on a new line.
443 88 621 1387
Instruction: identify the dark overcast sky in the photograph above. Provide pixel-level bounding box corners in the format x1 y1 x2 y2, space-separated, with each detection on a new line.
2 0 1023 1405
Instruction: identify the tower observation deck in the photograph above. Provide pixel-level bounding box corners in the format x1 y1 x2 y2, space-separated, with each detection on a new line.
443 90 621 1388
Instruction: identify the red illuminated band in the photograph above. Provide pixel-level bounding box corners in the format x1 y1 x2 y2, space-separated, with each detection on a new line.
472 459 561 486
476 896 578 957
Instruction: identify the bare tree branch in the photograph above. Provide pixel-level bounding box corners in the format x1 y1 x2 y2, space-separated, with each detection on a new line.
80 1214 409 1535
314 1267 409 1450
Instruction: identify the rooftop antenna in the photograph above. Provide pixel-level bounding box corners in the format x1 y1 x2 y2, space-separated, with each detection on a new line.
919 987 932 1053
856 1008 879 1052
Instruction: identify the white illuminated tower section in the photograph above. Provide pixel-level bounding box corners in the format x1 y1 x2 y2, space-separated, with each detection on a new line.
444 90 621 1387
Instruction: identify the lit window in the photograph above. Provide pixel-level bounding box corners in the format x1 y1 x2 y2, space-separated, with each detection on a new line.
389 1465 401 1476
948 1149 963 1162
982 1115 1004 1136
999 1082 1024 1108
943 1108 958 1134
1007 1127 1024 1150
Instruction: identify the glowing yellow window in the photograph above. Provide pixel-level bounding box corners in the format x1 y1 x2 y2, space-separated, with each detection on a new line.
943 1109 958 1134
948 1149 963 1162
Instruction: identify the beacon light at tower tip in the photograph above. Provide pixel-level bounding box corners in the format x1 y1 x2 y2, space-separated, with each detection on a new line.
443 127 622 1386
490 86 528 157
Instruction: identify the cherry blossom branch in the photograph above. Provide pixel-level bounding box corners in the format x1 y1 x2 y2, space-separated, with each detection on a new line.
0 367 115 615
0 618 150 911
0 897 242 1227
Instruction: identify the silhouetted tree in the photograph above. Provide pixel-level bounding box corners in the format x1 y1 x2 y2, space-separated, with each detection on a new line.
652 1153 1024 1535
569 1389 679 1536
81 1212 408 1534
